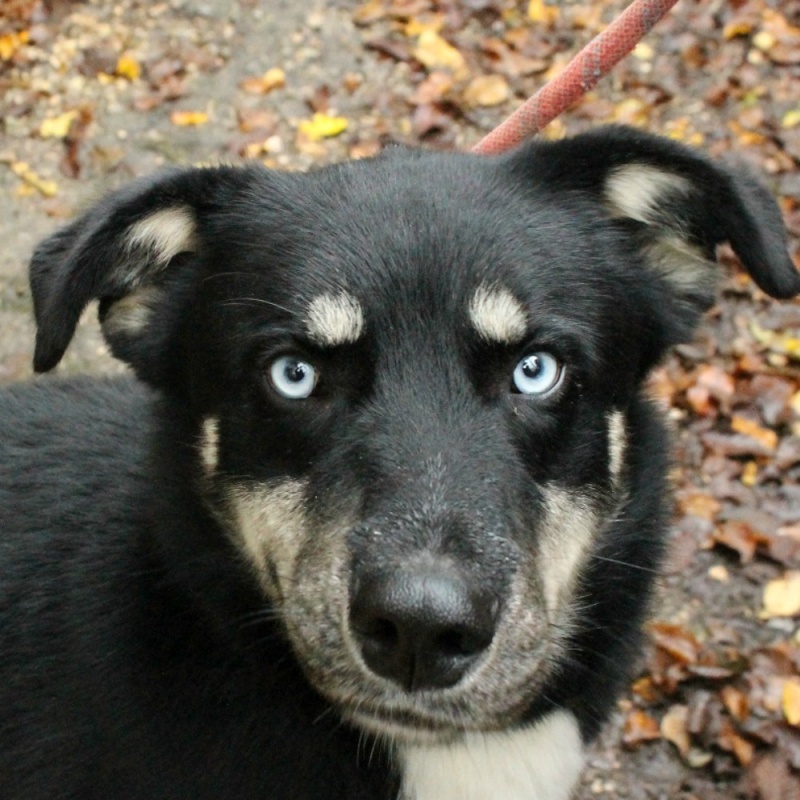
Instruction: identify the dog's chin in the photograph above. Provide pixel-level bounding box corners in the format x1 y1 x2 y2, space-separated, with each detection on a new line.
346 708 467 745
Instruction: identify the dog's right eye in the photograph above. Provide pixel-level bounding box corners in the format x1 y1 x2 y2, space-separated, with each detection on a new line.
512 352 563 396
269 356 318 399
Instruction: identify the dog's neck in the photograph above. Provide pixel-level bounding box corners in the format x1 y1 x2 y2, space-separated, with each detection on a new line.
397 710 584 800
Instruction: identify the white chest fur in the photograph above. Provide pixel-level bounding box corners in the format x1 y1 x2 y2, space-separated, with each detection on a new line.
398 710 584 800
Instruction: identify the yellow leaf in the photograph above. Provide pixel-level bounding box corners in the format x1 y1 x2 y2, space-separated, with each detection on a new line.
783 678 800 726
740 461 758 487
10 161 58 197
749 321 800 361
298 113 348 141
170 111 209 127
783 109 800 129
39 111 79 139
0 30 29 61
527 0 558 26
412 30 466 75
463 75 510 108
115 54 141 81
763 571 800 618
753 31 776 52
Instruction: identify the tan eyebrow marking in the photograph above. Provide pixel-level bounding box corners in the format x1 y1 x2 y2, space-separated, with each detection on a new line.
468 283 527 345
305 292 365 347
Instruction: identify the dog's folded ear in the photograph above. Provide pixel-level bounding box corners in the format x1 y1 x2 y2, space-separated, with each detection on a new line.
30 166 250 383
512 126 799 341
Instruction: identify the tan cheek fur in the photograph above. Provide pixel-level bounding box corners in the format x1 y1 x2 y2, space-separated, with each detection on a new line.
226 480 310 595
537 486 599 615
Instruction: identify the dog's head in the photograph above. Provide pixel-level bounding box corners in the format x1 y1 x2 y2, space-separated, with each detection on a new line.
30 127 798 742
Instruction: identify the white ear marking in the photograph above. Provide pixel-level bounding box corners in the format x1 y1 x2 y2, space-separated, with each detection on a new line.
469 283 527 345
127 206 197 264
605 165 691 224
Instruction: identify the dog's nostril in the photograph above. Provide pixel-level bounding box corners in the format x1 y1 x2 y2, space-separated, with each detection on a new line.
356 616 398 649
349 567 497 692
435 628 492 659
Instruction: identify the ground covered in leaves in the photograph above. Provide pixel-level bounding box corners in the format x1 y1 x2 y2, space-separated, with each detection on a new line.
2 0 800 797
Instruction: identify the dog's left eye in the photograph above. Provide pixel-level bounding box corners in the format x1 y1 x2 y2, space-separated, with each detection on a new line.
512 352 563 396
269 356 318 399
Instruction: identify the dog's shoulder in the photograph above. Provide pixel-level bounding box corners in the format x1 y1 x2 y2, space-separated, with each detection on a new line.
0 373 152 434
0 375 156 548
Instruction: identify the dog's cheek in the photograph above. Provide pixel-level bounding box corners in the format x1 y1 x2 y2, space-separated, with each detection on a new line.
225 480 311 599
536 486 601 615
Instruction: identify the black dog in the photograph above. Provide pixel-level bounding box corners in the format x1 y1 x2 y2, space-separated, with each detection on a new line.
1 126 798 800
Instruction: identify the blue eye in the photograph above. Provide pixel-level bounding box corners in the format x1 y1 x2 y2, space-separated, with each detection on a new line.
512 353 563 395
269 356 318 399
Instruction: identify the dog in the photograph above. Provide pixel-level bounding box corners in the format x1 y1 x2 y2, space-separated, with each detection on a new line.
1 125 798 800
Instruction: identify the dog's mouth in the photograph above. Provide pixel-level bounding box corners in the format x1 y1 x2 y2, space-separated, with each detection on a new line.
344 703 475 745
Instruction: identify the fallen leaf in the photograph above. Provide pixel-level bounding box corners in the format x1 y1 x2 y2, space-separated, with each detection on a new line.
661 704 691 757
784 110 800 129
648 622 702 664
622 709 661 748
170 111 209 127
9 161 58 197
409 72 454 105
39 111 79 139
783 678 800 726
297 113 348 141
0 29 29 61
412 30 467 75
763 572 800 618
240 67 286 95
115 54 140 81
352 0 385 26
527 0 558 26
712 521 759 563
721 685 750 722
731 415 778 452
463 74 509 108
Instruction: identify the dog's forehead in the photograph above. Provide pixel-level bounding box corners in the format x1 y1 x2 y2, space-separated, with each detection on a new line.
212 152 631 347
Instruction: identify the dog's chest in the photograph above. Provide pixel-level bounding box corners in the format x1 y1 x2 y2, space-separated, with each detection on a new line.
397 710 584 800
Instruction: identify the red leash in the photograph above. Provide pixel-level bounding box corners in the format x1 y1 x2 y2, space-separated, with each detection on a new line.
472 0 681 155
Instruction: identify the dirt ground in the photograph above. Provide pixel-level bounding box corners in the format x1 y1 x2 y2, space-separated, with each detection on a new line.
2 1 800 797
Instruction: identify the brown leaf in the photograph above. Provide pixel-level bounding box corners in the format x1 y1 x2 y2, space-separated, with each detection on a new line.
661 704 691 757
462 74 509 108
648 622 702 665
622 709 661 748
712 520 759 563
721 685 750 722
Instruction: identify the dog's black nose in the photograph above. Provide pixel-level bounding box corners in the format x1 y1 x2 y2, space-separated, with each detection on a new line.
349 566 496 691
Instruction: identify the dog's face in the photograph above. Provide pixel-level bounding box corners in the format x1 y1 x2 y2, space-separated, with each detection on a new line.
30 128 799 744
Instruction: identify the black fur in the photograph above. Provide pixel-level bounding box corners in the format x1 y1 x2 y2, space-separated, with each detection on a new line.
1 126 797 799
